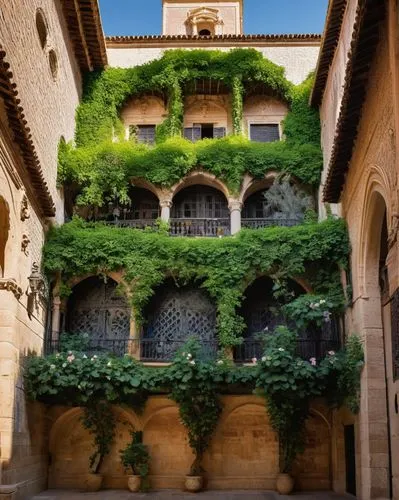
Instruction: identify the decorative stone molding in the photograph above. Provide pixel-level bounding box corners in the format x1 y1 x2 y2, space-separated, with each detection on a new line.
0 278 23 299
21 233 30 255
20 194 30 221
388 213 399 249
228 200 243 212
159 199 173 209
185 7 224 36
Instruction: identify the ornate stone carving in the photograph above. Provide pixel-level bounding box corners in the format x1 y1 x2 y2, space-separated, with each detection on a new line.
21 233 30 255
388 213 399 249
0 278 23 299
20 194 30 221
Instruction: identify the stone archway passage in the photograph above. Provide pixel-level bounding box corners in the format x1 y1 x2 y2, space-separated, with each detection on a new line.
66 276 131 355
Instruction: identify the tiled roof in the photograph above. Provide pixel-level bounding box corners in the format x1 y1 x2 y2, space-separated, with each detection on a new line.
106 33 322 45
61 0 107 70
0 46 55 217
322 0 386 202
310 0 348 107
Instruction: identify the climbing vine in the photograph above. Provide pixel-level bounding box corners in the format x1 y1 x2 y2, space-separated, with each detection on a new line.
43 217 350 346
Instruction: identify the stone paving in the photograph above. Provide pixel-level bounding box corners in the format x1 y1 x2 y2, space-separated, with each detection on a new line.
32 490 354 500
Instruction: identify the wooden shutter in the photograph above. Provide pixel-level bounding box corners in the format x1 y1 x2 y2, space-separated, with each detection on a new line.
250 124 280 143
213 127 226 139
183 127 202 142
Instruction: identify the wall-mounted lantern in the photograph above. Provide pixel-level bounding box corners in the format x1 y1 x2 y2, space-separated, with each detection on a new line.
27 262 45 319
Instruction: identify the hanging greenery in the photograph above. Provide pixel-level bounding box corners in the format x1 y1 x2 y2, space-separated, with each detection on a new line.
43 217 350 346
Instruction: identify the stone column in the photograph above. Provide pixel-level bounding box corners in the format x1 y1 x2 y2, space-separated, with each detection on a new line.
229 200 242 235
160 200 172 223
51 296 61 343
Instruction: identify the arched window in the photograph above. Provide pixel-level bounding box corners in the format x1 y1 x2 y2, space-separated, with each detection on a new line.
199 29 211 36
142 279 217 361
0 196 9 277
49 49 58 80
66 276 130 355
36 9 48 49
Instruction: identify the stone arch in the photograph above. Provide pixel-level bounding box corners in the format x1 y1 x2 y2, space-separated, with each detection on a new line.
49 406 140 489
142 405 193 487
0 195 10 277
130 178 164 201
239 172 279 204
204 402 278 488
170 171 230 199
293 408 332 490
65 275 132 355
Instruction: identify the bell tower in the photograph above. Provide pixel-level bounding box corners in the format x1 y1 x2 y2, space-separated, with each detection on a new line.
162 0 243 36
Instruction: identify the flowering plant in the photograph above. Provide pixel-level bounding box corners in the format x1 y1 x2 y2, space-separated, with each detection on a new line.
282 294 335 329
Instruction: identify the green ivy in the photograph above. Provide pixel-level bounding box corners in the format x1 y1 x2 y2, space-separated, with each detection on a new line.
43 217 350 347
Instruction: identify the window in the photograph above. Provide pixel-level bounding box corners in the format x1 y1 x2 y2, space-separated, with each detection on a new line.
250 124 280 143
49 49 58 80
199 29 211 36
36 9 48 49
184 124 226 142
129 125 156 145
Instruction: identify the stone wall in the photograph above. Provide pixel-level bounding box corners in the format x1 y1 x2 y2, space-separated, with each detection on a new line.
0 1 82 498
0 0 82 218
106 43 320 85
47 396 332 491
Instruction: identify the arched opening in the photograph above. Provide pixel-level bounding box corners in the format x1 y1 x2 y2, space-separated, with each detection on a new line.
360 189 392 498
74 187 160 229
35 9 48 49
241 179 312 229
199 28 211 36
0 196 9 277
170 185 230 236
48 49 58 80
65 276 131 355
235 276 340 362
141 278 217 361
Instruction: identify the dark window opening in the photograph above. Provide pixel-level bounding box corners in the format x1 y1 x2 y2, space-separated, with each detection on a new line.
200 123 214 139
199 29 211 36
250 124 280 143
184 124 226 142
130 125 156 145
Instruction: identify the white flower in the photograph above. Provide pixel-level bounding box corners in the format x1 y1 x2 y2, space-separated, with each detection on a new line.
266 356 271 361
314 303 320 308
62 363 67 368
106 376 111 380
189 360 196 365
217 360 224 365
263 326 269 332
67 354 75 363
278 347 285 352
309 357 317 366
186 353 192 359
261 356 266 362
55 353 60 358
50 364 56 370
107 361 112 367
328 350 335 356
83 354 88 359
309 303 316 309
251 357 257 364
319 299 326 304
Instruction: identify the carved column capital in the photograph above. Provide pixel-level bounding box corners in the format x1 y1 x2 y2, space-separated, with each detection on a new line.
160 199 173 209
228 200 243 212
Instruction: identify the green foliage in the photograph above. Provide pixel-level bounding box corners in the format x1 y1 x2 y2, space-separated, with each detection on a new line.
25 335 363 475
43 217 350 346
168 339 224 475
82 401 116 474
59 49 322 206
120 431 151 477
283 294 337 329
59 332 90 352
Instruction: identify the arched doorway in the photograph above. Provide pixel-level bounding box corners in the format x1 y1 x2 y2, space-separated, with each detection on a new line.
141 279 217 360
170 185 230 236
65 276 131 355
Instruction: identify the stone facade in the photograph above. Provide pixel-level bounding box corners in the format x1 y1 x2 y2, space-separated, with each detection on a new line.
316 0 399 498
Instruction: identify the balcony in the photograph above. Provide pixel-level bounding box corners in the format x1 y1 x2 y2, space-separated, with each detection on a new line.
241 218 301 229
169 217 230 237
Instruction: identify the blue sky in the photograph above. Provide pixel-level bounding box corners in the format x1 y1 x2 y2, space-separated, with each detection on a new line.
98 0 329 36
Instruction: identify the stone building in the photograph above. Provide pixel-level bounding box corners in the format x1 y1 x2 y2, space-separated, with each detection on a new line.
1 0 397 499
312 0 399 498
0 1 107 498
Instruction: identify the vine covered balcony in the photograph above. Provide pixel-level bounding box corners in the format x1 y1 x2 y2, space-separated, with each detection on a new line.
169 217 230 236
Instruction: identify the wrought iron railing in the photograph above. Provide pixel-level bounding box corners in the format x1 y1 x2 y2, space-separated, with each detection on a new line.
169 218 231 237
106 218 157 229
241 218 302 229
45 338 219 362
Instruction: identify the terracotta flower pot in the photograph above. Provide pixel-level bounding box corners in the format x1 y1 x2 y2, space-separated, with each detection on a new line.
127 475 141 492
276 473 294 495
85 473 103 492
185 475 203 492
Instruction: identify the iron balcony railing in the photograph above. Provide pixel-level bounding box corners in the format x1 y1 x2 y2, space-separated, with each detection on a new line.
169 218 231 237
106 218 158 229
44 338 219 362
241 218 302 229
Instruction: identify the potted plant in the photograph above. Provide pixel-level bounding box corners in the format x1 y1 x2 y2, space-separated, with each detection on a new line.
81 401 116 492
168 339 223 492
120 431 150 492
